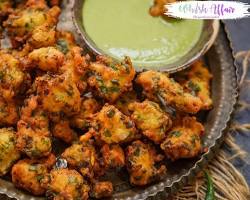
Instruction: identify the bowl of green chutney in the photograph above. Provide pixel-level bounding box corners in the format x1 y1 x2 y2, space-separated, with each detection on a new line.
73 0 219 72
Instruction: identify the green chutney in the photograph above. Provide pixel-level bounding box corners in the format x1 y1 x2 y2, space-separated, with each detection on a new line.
82 0 203 67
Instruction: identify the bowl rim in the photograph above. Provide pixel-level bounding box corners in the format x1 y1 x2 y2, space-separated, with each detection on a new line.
72 0 220 73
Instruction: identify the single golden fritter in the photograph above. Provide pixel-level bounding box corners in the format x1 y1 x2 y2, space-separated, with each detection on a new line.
16 96 52 158
41 168 90 200
149 0 176 17
87 56 135 103
91 181 113 199
52 119 77 143
90 104 139 144
11 154 56 196
136 70 203 114
3 1 60 47
128 100 172 144
161 116 204 161
114 91 138 116
28 47 65 72
61 142 100 180
0 96 19 127
100 144 125 169
27 24 57 49
60 46 89 94
0 128 20 176
177 61 213 110
70 97 101 130
35 74 81 117
0 51 30 100
126 140 166 186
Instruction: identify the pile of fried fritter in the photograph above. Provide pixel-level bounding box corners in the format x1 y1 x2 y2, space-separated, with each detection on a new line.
0 0 213 199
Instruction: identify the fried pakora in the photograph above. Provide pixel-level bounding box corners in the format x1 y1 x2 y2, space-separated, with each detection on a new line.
161 116 204 161
91 181 113 199
0 96 19 127
177 61 213 110
0 128 20 176
126 140 166 186
41 168 90 200
89 104 139 144
60 46 89 94
3 0 60 47
61 142 101 180
28 47 65 72
114 91 138 116
11 154 56 195
27 23 57 49
87 56 135 103
128 100 172 144
0 51 30 100
136 70 203 114
35 74 81 117
70 97 101 130
100 144 125 170
52 119 77 143
16 96 52 158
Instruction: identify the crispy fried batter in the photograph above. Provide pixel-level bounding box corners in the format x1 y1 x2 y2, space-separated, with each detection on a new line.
70 97 101 130
27 24 56 49
114 91 138 116
0 96 19 127
16 96 52 158
28 47 65 72
52 119 77 143
136 70 203 114
3 1 60 47
61 142 101 180
91 181 113 199
35 74 81 117
100 144 125 169
0 128 20 176
161 116 204 161
126 140 166 186
60 46 89 94
87 56 135 103
90 104 139 144
177 61 213 110
129 100 172 143
41 168 90 200
0 51 30 100
11 154 55 195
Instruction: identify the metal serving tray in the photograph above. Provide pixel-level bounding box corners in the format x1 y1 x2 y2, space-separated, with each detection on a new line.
0 1 238 199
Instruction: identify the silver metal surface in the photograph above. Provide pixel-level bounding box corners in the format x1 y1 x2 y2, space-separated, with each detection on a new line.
0 1 238 199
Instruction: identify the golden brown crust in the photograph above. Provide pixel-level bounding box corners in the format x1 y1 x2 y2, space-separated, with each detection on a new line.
91 181 113 199
91 104 139 144
0 128 21 176
87 56 135 103
136 70 203 114
126 140 166 186
176 60 213 110
16 96 52 158
161 116 204 161
41 168 90 200
100 144 125 169
129 100 172 143
11 154 55 196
